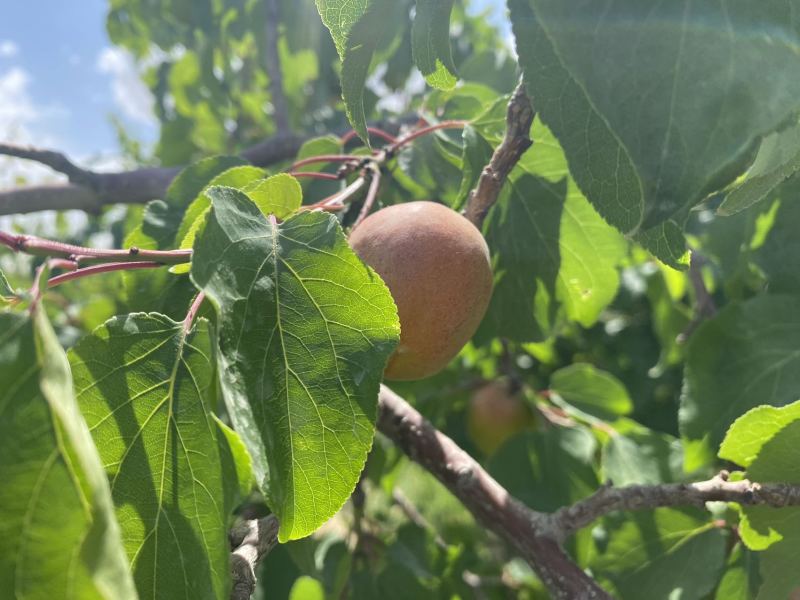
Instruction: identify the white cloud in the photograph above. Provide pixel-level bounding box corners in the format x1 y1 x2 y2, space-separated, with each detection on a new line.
0 67 66 194
0 40 18 58
96 47 156 126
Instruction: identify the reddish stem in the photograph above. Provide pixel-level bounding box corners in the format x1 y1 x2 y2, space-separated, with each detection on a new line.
0 231 191 265
48 258 78 271
390 120 468 151
351 167 381 231
183 291 206 334
47 261 164 288
303 177 367 212
289 171 342 181
341 127 398 146
288 155 361 171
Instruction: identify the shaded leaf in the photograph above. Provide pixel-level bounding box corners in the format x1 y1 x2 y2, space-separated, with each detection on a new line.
191 186 399 541
550 363 633 422
510 0 800 232
602 429 684 487
680 295 800 470
589 508 727 600
0 310 137 600
720 123 800 216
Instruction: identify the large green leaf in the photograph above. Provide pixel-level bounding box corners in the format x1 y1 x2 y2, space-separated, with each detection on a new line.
510 0 800 232
70 314 237 600
478 120 626 342
412 0 457 90
679 295 800 470
754 194 800 293
191 186 400 541
589 508 728 600
340 0 394 143
602 429 684 487
0 310 137 600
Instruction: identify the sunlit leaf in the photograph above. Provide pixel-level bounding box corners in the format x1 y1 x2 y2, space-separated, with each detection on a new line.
191 186 399 541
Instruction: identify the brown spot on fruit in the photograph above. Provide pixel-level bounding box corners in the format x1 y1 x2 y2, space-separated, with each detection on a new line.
349 201 493 380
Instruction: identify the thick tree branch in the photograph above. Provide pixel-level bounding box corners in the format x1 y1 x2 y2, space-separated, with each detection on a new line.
551 471 800 541
229 515 280 600
264 0 290 134
463 82 534 229
376 385 611 600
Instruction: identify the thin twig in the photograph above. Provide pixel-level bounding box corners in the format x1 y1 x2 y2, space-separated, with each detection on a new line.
678 251 717 343
462 83 534 228
288 154 362 171
229 516 280 600
389 120 468 152
183 291 206 333
47 261 164 288
550 471 800 541
289 171 341 181
351 166 381 230
341 126 399 146
0 231 191 265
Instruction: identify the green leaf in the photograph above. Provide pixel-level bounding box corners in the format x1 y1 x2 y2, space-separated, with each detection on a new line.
0 269 14 303
634 221 690 271
289 575 325 600
733 420 800 598
412 0 457 90
719 401 800 469
478 121 626 342
191 186 400 541
754 195 800 293
487 427 598 512
510 0 800 232
680 295 800 470
550 363 633 422
175 165 266 250
602 429 684 487
714 543 761 600
215 415 255 515
243 173 303 218
589 508 728 600
340 0 393 143
0 310 137 600
315 0 369 58
720 123 800 216
70 314 234 599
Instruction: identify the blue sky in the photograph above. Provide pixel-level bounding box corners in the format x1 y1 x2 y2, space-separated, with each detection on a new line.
0 0 505 168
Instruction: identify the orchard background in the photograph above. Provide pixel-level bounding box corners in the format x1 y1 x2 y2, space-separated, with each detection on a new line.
2 1 800 599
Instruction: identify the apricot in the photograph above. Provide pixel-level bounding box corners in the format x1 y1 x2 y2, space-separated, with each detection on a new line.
349 201 493 380
468 380 531 455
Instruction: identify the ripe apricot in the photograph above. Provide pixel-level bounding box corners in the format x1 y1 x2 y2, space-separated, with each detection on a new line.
468 380 531 455
349 201 493 380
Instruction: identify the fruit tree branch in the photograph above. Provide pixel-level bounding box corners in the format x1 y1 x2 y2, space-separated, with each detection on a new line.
229 515 280 600
0 116 418 217
376 385 612 600
463 82 534 229
551 471 800 541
